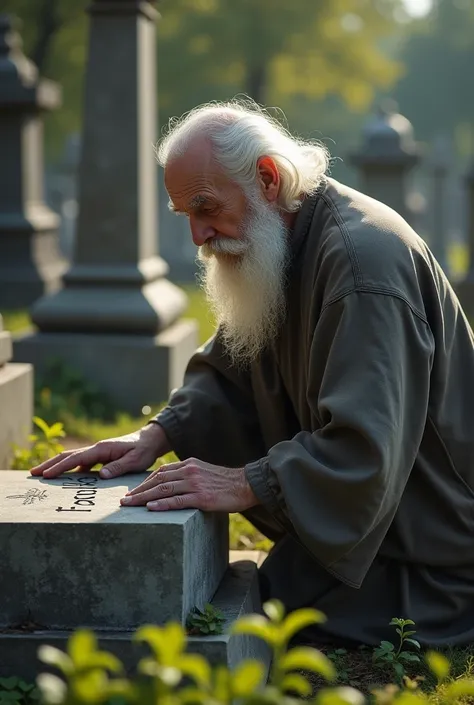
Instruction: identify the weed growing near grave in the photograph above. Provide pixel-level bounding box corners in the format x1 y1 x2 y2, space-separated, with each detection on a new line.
0 677 40 705
186 604 226 636
373 618 421 684
10 417 65 471
31 601 474 705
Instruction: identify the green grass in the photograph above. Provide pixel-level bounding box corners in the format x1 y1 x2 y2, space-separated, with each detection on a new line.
1 309 32 333
181 283 217 344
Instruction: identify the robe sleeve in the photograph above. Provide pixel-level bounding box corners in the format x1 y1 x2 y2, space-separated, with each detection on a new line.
245 291 435 588
153 332 266 468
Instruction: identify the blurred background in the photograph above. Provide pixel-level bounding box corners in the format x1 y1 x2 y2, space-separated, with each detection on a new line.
1 0 473 279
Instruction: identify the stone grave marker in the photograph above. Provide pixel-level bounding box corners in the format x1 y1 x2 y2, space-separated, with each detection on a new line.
0 472 267 679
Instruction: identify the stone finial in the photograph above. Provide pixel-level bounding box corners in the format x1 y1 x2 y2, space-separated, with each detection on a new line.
0 14 60 111
360 99 419 160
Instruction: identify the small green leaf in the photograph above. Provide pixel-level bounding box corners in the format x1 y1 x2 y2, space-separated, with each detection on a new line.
178 686 209 705
37 645 73 675
72 670 107 702
232 660 265 696
263 600 285 623
280 608 326 645
36 674 67 705
404 631 417 637
33 416 50 437
230 614 277 646
0 691 22 701
178 654 212 688
394 662 405 678
0 680 18 691
398 652 420 663
317 685 365 705
444 680 474 698
280 647 336 681
134 624 166 660
48 423 66 439
281 673 313 697
380 641 395 651
405 638 421 649
426 651 450 681
80 651 123 673
67 629 96 665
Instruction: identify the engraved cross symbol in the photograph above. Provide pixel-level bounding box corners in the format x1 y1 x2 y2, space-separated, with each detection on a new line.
6 488 48 505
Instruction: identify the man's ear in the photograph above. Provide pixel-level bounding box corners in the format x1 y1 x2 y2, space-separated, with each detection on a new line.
256 156 280 203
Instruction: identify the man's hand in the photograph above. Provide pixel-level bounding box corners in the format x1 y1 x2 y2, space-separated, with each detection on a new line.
30 423 171 479
120 458 259 512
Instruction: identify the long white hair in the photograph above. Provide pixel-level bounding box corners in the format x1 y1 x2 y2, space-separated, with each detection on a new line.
156 99 329 212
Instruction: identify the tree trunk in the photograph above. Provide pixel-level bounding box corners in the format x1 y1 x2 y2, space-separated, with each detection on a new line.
32 0 61 71
245 63 267 105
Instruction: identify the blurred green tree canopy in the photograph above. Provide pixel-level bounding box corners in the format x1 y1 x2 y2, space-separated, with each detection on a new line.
2 0 405 160
394 0 474 160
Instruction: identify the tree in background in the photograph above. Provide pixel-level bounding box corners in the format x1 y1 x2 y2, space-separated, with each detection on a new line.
394 0 474 162
2 0 406 163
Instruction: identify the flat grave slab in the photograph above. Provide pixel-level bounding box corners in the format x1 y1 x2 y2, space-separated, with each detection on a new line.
0 471 228 631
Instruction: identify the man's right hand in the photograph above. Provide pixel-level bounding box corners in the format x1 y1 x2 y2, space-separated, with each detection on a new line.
30 422 171 479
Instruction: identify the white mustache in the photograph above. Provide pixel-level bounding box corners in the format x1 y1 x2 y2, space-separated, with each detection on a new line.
200 236 249 258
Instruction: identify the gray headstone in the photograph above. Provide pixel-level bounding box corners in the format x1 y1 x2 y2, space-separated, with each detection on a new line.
350 100 422 224
0 319 33 468
0 15 66 309
0 472 228 630
13 1 198 411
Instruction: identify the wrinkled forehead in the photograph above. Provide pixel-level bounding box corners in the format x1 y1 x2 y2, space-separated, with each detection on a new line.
164 141 241 210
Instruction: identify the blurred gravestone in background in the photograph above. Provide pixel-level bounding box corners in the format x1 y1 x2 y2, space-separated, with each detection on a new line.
0 14 66 309
14 0 198 414
350 100 422 229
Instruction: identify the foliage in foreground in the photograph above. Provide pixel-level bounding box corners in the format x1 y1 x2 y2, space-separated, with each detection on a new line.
21 600 474 705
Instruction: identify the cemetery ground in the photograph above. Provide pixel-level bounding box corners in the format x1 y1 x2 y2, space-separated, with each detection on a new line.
4 282 474 700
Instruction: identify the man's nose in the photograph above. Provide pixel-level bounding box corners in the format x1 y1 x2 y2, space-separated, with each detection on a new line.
190 216 216 247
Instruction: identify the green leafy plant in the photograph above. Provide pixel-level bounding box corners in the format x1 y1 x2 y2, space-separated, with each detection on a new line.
10 416 65 471
0 676 39 705
32 601 474 705
373 618 421 683
327 648 353 684
186 604 226 636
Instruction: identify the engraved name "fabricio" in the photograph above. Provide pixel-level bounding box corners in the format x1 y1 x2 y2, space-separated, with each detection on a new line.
55 476 99 513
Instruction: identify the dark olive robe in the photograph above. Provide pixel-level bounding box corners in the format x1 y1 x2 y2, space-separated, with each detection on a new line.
154 177 474 647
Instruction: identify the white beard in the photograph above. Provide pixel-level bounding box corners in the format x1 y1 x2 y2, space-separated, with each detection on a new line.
197 191 290 367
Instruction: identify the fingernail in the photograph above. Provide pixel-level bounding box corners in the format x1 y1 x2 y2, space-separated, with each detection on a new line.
101 468 112 479
120 496 132 505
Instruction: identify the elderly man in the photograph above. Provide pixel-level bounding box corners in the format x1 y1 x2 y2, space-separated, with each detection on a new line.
32 100 474 648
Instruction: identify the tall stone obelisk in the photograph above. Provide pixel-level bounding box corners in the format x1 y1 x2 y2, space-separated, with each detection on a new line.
14 0 198 413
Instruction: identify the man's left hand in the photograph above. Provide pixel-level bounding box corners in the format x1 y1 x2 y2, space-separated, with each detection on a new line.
120 458 259 512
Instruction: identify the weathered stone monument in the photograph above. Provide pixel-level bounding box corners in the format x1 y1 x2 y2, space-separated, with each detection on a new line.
13 0 198 413
0 316 32 467
0 472 266 679
350 101 422 226
429 134 450 275
0 15 66 309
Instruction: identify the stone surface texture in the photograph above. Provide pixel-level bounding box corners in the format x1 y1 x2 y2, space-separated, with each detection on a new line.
13 320 198 414
0 316 33 467
0 472 228 631
0 561 267 680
